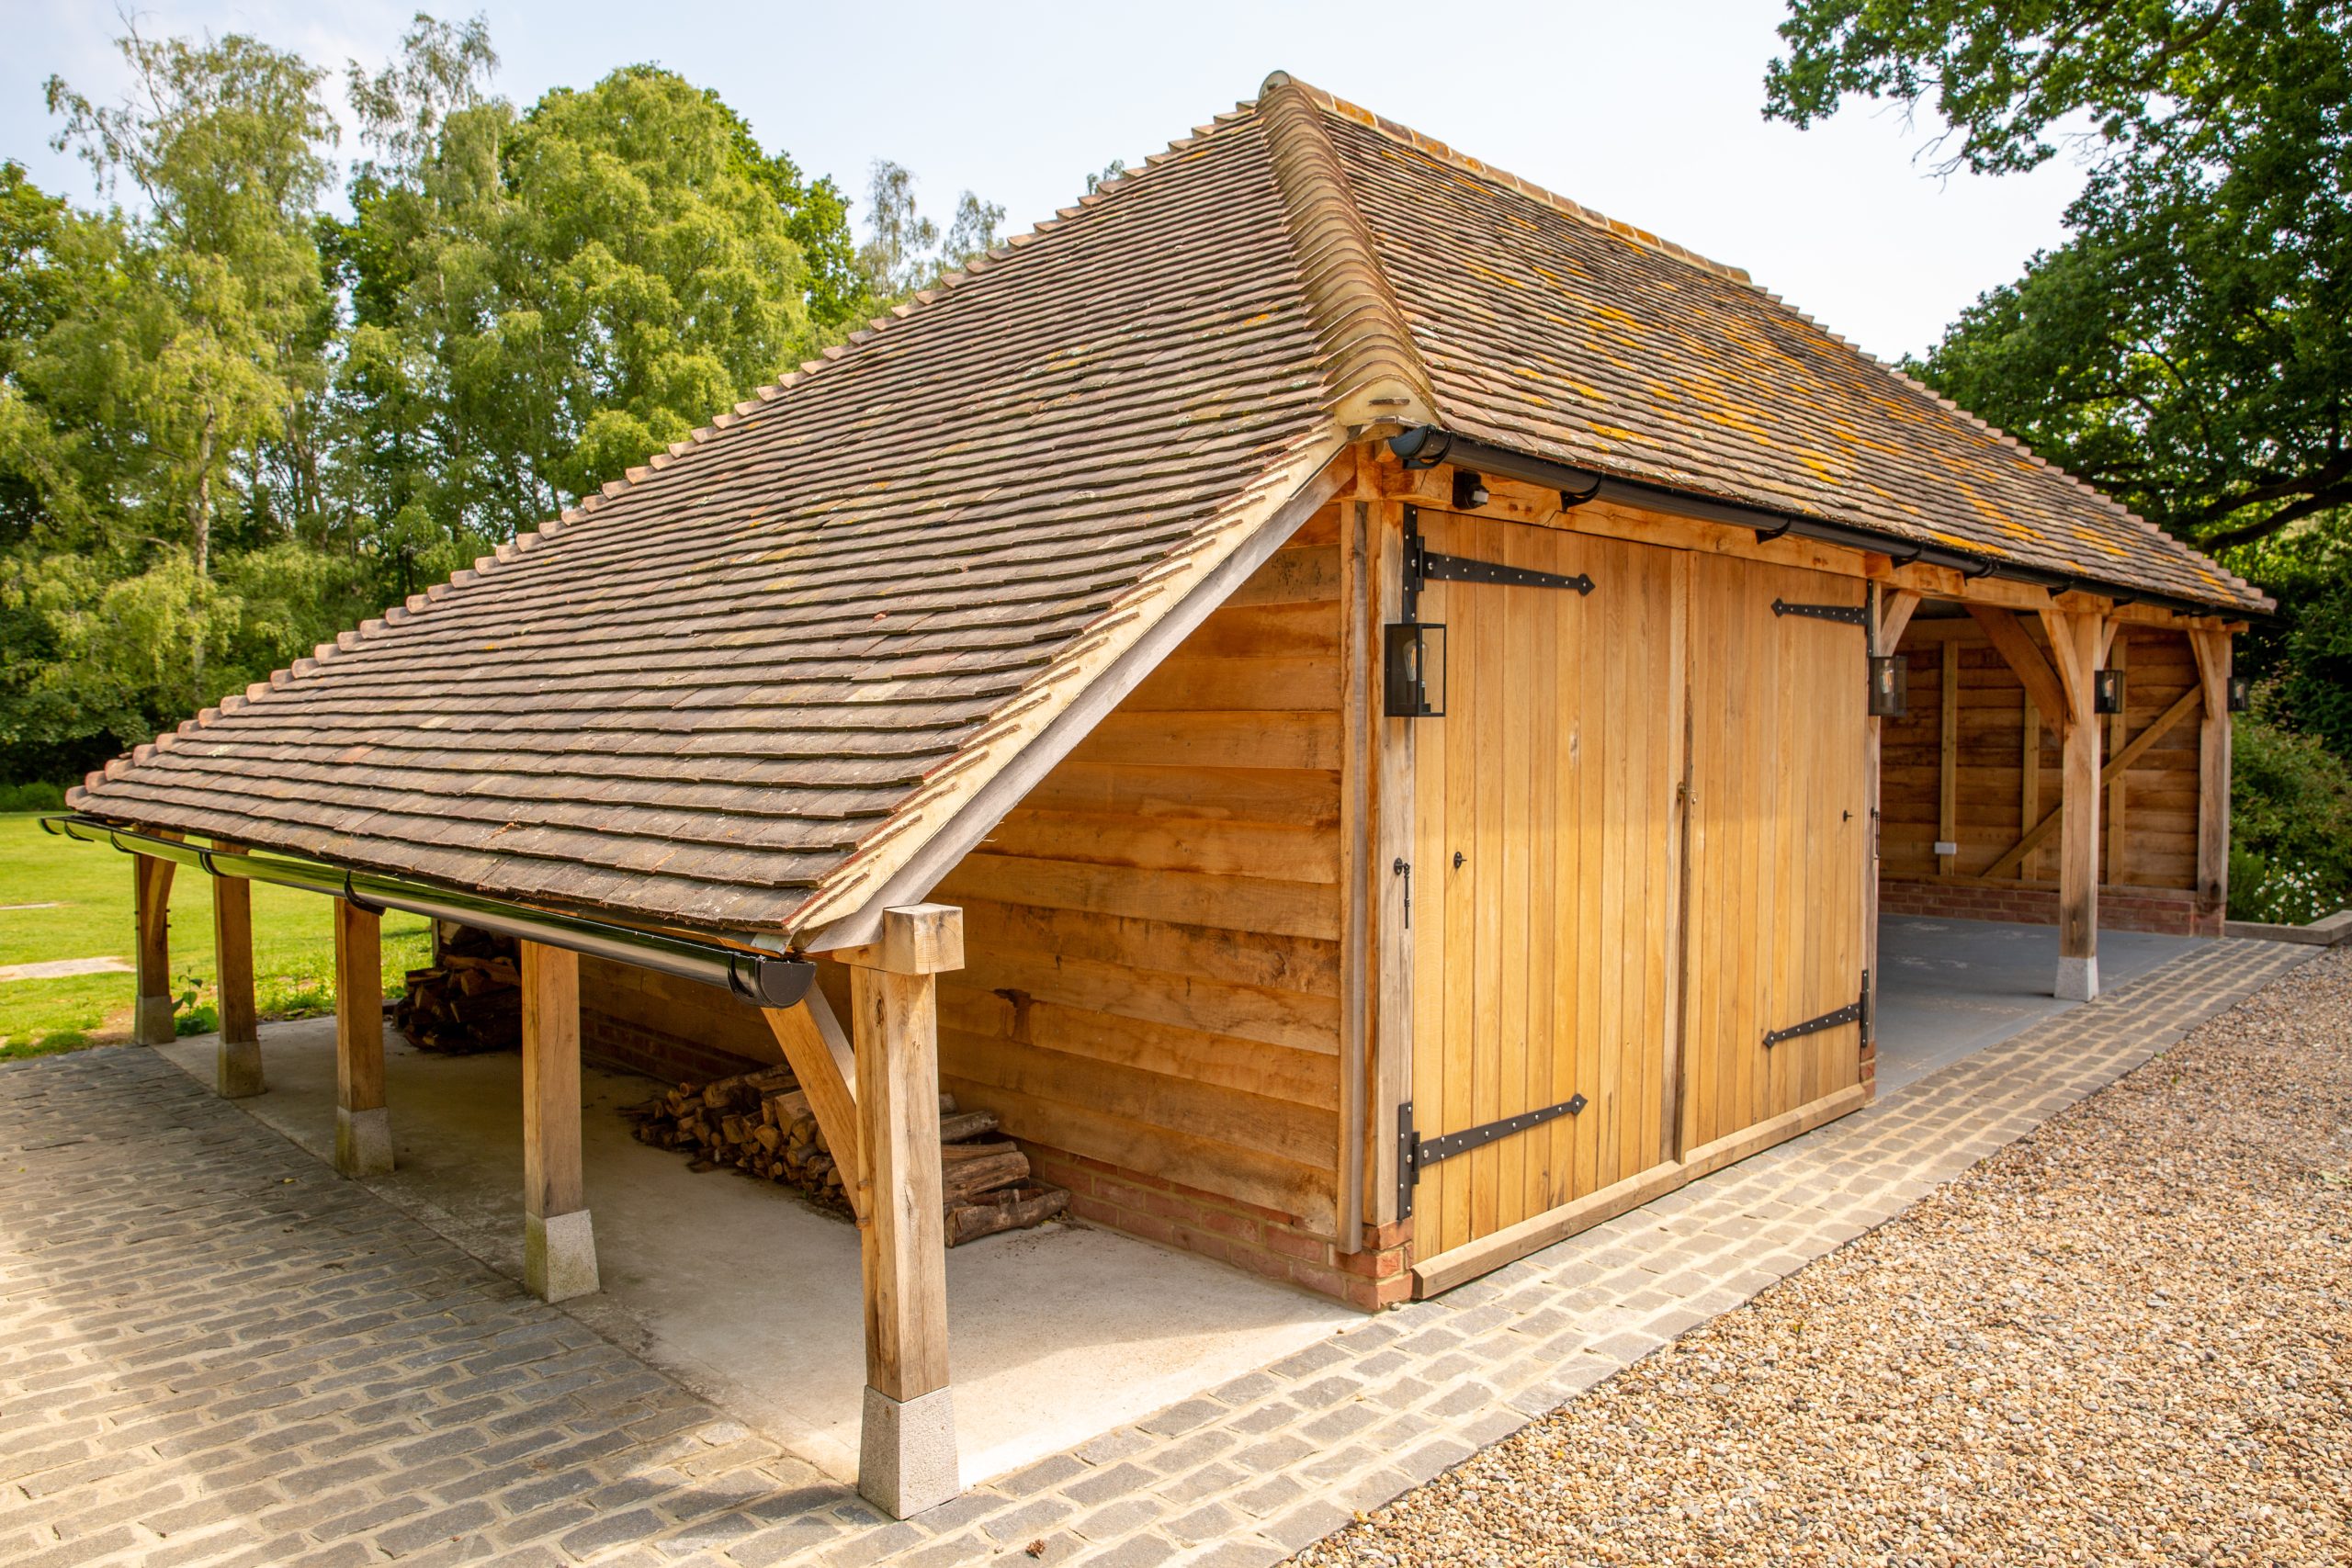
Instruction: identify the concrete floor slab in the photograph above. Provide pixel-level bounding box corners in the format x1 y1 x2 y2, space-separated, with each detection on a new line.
155 1020 1357 1486
1873 916 2206 1093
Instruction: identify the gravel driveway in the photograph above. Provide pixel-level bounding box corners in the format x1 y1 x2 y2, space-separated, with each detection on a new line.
1296 947 2352 1567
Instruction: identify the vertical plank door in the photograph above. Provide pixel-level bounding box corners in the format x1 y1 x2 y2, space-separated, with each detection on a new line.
1408 513 1681 1262
1679 556 1871 1158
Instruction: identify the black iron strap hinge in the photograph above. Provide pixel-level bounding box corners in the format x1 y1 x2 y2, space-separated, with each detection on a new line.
1396 1094 1587 1219
1770 597 1869 627
1402 505 1595 619
1762 969 1871 1051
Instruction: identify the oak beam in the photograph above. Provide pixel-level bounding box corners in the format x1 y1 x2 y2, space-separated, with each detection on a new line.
333 897 392 1176
2189 629 2234 921
1964 605 2070 728
2040 611 2105 1000
763 987 865 1220
844 904 962 1518
522 942 597 1302
1983 684 2203 880
210 847 262 1097
131 852 176 1046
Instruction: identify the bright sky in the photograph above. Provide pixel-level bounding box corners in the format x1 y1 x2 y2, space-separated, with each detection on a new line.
4 0 2090 362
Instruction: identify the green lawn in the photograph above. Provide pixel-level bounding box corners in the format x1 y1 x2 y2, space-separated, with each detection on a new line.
0 813 430 1060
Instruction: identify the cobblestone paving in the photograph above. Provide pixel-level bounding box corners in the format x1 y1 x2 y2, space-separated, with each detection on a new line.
0 938 2312 1567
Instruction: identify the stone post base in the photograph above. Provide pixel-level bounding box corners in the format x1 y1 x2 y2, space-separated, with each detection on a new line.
334 1105 393 1178
134 996 176 1047
217 1038 265 1099
2055 954 2099 1002
859 1385 959 1517
526 1209 600 1303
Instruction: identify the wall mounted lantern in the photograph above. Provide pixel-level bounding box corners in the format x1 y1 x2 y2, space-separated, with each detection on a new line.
2227 675 2252 713
1452 469 1490 511
1384 622 1447 717
1867 654 1907 717
2093 668 2125 715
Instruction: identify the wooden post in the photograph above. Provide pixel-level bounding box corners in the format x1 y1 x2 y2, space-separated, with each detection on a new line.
1336 494 1372 1251
1367 487 1416 1230
333 897 392 1176
1862 588 1920 1057
843 904 962 1518
131 852 176 1045
1937 637 1960 874
211 849 263 1098
2105 634 2130 885
2019 694 2041 880
2040 610 2105 1000
522 942 597 1301
2189 629 2233 927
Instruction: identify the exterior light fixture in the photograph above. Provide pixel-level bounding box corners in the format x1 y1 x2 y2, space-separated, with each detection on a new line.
2227 675 2252 713
1867 654 1907 717
1384 622 1446 717
2093 668 2125 715
1453 470 1490 511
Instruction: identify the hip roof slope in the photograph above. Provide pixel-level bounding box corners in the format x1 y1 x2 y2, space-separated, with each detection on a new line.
71 73 2265 940
74 107 1340 934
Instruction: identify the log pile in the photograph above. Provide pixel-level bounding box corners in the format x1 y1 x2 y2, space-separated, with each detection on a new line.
393 926 523 1054
622 1066 1068 1245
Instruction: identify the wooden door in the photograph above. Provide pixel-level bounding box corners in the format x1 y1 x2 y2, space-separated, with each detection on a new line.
1408 513 1684 1261
1679 555 1871 1154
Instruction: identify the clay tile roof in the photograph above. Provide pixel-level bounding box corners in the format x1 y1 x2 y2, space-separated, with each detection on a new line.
70 73 2263 940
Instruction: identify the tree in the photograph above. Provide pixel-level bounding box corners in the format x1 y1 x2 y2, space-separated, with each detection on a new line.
1766 3 2352 556
41 25 338 579
327 43 820 554
854 160 1006 301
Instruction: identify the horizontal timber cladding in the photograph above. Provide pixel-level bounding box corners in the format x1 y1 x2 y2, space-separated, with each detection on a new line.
1881 617 2206 897
931 503 1348 1239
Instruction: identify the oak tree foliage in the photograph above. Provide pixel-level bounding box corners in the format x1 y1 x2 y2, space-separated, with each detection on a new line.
0 11 1002 783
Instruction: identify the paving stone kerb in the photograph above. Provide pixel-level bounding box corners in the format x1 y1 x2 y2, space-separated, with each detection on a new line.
0 938 2310 1568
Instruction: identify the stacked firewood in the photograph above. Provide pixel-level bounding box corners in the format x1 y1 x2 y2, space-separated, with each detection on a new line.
394 926 523 1053
622 1066 1068 1245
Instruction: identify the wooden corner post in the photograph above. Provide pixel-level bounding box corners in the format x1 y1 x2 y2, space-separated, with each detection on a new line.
211 851 263 1097
2189 630 2233 928
131 852 176 1046
843 904 962 1517
522 941 598 1301
333 897 393 1176
2039 610 2107 1000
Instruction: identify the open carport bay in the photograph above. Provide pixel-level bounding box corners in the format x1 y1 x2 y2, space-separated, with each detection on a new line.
156 1020 1356 1488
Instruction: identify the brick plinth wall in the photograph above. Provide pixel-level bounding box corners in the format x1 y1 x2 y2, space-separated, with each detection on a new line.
582 1007 769 1087
1880 877 2222 938
1026 1145 1410 1311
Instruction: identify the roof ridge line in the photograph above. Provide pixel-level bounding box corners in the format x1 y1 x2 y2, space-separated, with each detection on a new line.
1256 72 1439 434
1271 73 1758 291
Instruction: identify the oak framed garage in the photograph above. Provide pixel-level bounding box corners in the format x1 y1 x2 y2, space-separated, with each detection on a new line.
50 73 2265 1514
